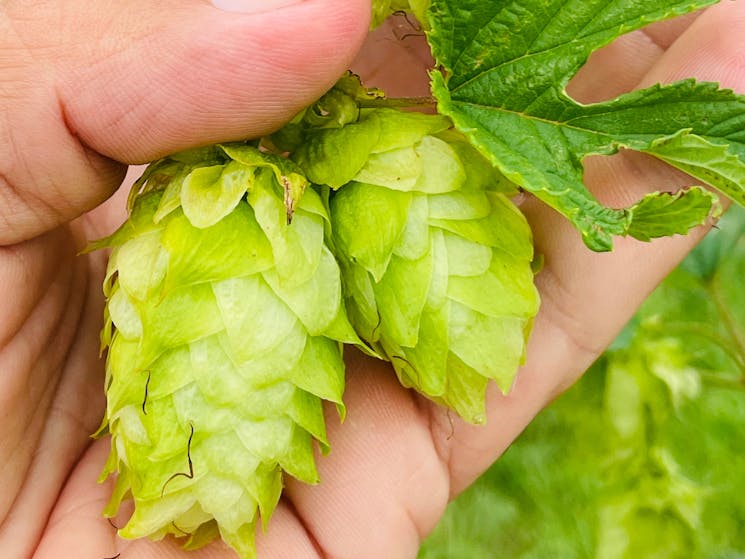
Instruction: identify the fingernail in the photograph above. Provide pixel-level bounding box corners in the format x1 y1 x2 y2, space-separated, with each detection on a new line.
211 0 302 13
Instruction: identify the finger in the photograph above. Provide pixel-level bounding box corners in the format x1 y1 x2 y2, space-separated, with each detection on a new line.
435 0 745 494
0 0 370 244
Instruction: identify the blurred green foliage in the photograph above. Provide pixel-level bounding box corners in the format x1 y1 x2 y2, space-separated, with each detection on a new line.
420 208 745 559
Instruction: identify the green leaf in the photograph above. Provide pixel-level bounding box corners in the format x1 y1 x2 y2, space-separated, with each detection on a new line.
442 231 492 277
625 187 720 242
115 230 169 301
428 0 745 251
394 304 450 397
427 191 491 221
136 281 226 367
370 110 451 153
645 131 745 205
354 146 423 191
448 301 528 393
393 194 430 260
286 335 346 414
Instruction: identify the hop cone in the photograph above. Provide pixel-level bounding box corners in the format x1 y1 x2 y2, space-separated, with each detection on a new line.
94 144 356 558
295 108 540 423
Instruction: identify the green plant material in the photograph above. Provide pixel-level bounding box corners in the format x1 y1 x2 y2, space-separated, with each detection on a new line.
268 72 386 154
293 105 539 423
371 0 430 28
625 189 723 242
427 0 743 251
419 207 745 559
95 145 358 559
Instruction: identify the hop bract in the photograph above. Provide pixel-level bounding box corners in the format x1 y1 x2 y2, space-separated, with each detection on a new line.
94 144 356 559
295 107 540 423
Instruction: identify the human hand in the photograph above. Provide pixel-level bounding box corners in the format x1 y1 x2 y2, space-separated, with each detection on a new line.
2 2 743 559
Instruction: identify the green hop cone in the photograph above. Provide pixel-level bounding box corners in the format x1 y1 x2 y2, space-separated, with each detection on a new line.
295 107 540 423
94 144 357 558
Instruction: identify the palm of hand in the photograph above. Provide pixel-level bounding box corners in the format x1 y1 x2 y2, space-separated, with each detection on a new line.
1 3 743 558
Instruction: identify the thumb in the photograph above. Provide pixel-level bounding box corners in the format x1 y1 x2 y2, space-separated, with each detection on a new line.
60 0 372 162
0 0 371 244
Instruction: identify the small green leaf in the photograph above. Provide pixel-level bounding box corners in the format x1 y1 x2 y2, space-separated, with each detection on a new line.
447 253 539 319
219 144 310 222
138 282 225 363
116 230 169 301
286 335 346 410
625 187 719 242
438 353 489 424
427 190 492 221
411 135 467 193
106 285 143 340
392 304 450 397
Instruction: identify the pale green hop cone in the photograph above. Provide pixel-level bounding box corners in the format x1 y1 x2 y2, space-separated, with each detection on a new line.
295 108 540 423
94 144 357 558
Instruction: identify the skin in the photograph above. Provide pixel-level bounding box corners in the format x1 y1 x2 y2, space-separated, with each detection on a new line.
0 1 743 557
